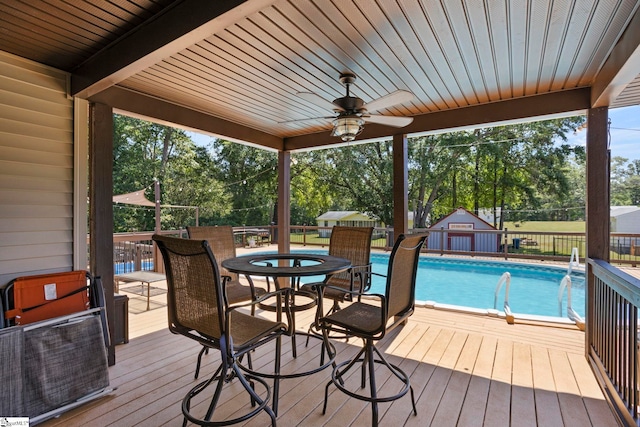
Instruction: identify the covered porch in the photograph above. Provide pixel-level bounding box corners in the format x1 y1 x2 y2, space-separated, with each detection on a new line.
40 298 617 426
1 0 640 424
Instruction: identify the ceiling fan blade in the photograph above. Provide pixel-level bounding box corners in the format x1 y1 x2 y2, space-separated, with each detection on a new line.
362 90 414 112
363 114 413 127
297 92 345 112
278 116 335 124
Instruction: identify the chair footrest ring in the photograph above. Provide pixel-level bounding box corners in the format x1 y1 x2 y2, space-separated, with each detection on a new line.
331 358 412 404
182 372 273 426
258 289 317 312
239 332 337 380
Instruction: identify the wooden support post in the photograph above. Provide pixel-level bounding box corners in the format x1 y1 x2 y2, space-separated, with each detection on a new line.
393 133 409 239
277 150 291 253
586 107 610 261
89 102 116 366
585 106 610 359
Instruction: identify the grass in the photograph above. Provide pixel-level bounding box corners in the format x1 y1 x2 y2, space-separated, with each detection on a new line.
503 221 585 232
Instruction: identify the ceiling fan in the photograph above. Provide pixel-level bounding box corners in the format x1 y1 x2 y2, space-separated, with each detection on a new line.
293 72 415 142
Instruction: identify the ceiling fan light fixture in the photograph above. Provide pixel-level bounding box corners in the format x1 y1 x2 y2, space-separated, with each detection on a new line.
332 116 364 142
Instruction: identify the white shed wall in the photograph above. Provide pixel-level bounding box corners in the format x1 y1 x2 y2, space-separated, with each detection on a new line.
613 212 640 233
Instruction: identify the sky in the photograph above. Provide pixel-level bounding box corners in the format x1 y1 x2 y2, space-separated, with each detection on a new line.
187 105 639 161
570 105 640 161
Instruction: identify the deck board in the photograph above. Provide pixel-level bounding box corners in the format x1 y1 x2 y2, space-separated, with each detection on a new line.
38 282 620 427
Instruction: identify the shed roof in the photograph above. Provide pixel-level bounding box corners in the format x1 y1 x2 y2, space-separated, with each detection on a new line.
316 211 374 221
610 206 640 217
429 207 497 230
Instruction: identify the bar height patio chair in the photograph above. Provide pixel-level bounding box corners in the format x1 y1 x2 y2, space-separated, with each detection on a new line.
187 225 267 378
153 235 290 427
301 226 373 339
319 233 427 427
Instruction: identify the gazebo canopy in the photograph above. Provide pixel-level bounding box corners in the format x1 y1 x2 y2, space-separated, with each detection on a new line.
112 190 155 207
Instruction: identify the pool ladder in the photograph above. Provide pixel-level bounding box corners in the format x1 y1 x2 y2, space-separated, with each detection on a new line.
567 247 580 275
558 275 585 330
494 271 584 329
493 272 514 324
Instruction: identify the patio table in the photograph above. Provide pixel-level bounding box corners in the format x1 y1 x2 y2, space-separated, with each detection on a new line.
115 271 166 311
222 253 350 414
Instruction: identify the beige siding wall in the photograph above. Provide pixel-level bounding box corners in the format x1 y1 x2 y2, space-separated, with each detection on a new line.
0 52 75 285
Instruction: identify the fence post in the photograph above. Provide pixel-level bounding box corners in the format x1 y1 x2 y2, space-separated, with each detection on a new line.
504 228 508 259
135 244 142 271
440 226 444 256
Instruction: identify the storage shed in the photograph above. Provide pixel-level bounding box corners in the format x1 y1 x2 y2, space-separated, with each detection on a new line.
427 207 499 252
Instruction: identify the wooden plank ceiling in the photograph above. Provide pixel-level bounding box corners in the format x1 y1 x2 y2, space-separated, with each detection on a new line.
0 0 639 151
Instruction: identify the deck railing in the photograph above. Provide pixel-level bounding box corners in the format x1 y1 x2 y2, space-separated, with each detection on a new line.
105 229 640 424
587 259 640 426
107 227 640 273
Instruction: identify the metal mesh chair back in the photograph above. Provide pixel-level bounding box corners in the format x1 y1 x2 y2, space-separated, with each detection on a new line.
385 234 427 321
187 225 238 281
153 234 285 425
319 233 427 425
325 226 373 290
153 235 224 341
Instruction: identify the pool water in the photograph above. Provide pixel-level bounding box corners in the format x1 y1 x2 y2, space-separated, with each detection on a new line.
285 250 585 319
114 261 153 275
368 254 585 318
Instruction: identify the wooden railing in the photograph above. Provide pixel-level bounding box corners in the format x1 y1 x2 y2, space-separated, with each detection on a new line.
587 259 640 426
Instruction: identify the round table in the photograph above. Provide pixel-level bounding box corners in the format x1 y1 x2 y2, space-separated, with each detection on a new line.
222 253 351 279
221 253 351 415
222 253 351 336
222 253 351 332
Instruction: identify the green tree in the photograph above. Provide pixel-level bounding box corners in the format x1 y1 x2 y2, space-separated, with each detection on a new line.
210 140 277 226
408 133 473 227
113 115 229 231
612 157 640 205
301 142 394 225
290 154 335 225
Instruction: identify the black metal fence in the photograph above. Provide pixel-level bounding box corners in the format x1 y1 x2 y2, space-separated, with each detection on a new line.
107 227 640 273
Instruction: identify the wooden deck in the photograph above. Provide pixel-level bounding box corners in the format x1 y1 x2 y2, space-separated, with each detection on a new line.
37 274 619 427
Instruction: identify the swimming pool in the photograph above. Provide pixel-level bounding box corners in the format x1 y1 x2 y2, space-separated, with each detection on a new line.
369 254 585 319
275 250 586 320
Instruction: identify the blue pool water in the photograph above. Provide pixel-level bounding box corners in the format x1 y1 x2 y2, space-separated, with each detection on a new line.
114 261 153 275
262 250 585 319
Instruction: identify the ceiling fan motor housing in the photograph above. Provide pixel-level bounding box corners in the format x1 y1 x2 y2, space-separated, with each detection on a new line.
333 96 364 113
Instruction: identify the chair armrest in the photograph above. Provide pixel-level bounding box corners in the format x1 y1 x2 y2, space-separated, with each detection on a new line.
361 270 385 280
314 283 384 303
348 262 372 272
226 288 294 331
227 287 289 310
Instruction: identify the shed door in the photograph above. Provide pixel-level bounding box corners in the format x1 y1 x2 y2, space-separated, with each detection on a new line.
448 233 474 251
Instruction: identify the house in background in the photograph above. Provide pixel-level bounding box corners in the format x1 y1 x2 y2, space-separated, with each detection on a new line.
316 211 416 238
316 211 381 238
477 207 502 226
610 206 640 233
610 206 640 254
427 207 499 253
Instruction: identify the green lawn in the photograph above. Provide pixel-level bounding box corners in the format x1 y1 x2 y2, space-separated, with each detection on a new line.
503 221 585 232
